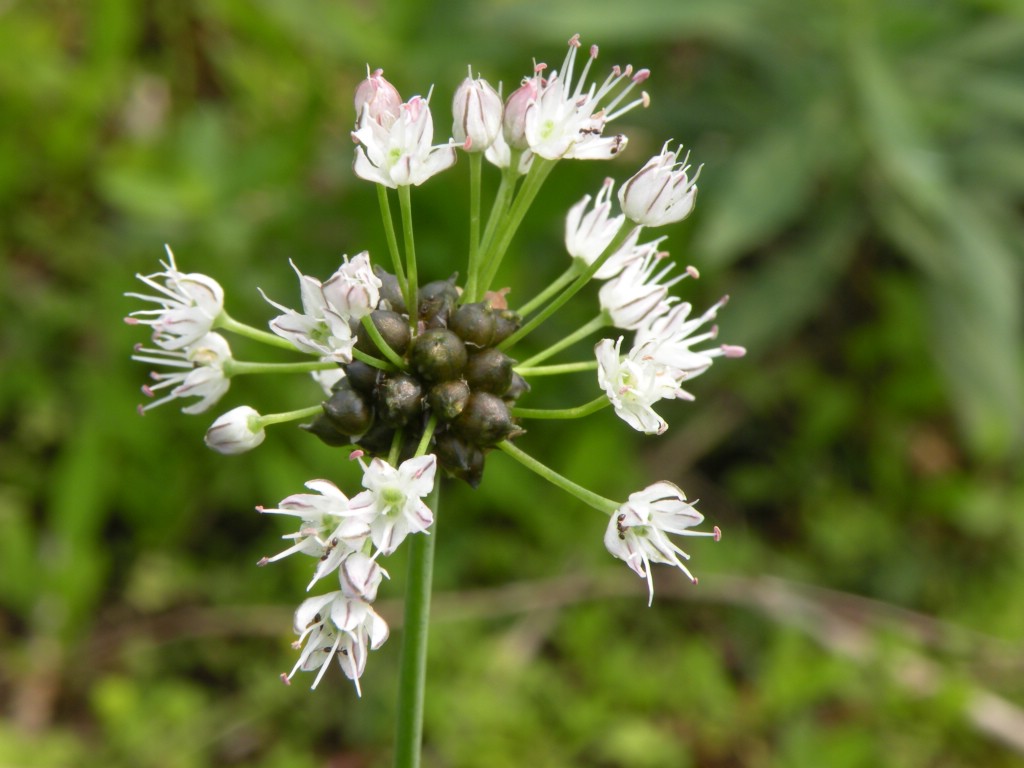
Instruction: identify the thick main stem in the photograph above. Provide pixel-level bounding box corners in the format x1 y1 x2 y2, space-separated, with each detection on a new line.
392 481 440 768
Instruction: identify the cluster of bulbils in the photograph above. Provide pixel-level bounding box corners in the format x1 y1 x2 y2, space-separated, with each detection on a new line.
304 270 528 488
125 35 745 694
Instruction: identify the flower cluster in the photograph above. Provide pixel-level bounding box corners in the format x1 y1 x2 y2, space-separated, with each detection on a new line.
125 35 744 694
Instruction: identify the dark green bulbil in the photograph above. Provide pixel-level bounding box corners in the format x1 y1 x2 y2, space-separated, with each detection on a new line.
300 413 352 447
504 371 531 403
465 348 515 395
373 264 406 314
344 359 380 394
453 391 521 446
428 379 471 421
376 373 423 427
418 276 459 327
435 431 485 488
354 309 411 357
450 302 496 347
322 385 374 435
491 309 522 344
408 328 468 382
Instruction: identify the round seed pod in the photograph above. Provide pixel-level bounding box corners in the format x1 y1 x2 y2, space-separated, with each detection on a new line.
449 302 496 347
503 371 531 403
354 309 411 357
435 431 485 488
323 386 374 436
491 309 522 344
373 265 407 314
376 373 424 427
453 391 520 446
465 348 515 395
428 379 471 421
301 413 352 447
343 359 380 395
408 328 468 382
418 277 459 327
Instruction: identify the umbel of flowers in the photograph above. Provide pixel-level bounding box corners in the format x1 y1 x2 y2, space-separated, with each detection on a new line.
125 34 744 723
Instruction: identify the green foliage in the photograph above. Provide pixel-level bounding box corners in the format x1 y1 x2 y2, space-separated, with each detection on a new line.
2 0 1023 766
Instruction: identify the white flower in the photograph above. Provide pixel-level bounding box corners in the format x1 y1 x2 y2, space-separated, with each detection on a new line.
564 178 625 266
284 591 389 694
604 481 720 604
352 93 457 188
598 247 682 330
348 453 437 556
452 69 504 152
125 245 224 350
320 251 382 322
256 479 373 590
634 296 746 393
204 405 265 454
619 142 701 227
596 337 688 435
132 332 232 414
260 260 357 362
339 550 388 603
522 34 650 161
310 364 346 396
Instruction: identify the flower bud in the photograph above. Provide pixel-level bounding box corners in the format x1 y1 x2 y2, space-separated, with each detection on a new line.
449 301 496 347
452 72 503 152
204 406 265 454
354 309 411 357
453 392 521 446
376 373 424 427
465 348 515 395
503 79 537 150
428 379 471 421
408 328 468 382
323 384 374 435
354 68 402 127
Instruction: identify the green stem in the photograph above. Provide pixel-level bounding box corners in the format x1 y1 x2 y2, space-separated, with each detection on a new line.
516 264 580 317
514 360 598 377
517 315 608 368
467 165 516 303
399 185 418 324
463 153 483 301
477 157 557 296
377 185 409 300
512 396 609 421
497 441 618 515
215 312 300 352
255 405 322 428
497 226 635 353
360 315 408 370
415 415 438 458
223 360 338 377
392 480 440 768
353 348 398 372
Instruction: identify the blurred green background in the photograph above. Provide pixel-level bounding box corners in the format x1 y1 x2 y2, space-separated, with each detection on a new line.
2 0 1024 766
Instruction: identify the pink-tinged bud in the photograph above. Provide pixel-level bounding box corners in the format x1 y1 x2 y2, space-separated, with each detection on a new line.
619 143 701 227
452 70 504 152
354 68 402 126
503 77 539 150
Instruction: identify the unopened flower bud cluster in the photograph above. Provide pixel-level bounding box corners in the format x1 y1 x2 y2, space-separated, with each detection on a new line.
125 35 745 693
